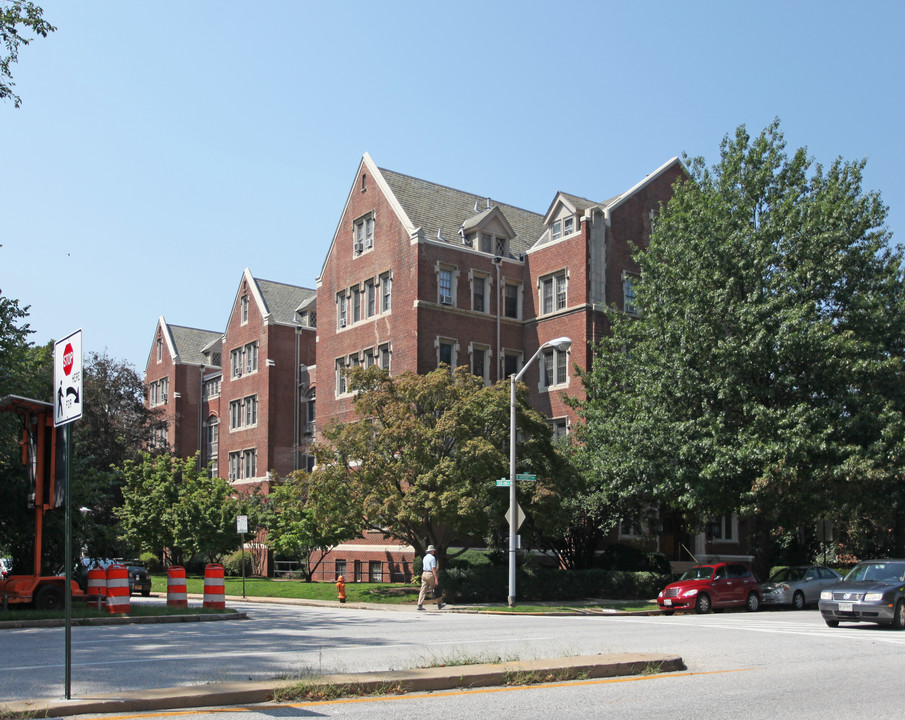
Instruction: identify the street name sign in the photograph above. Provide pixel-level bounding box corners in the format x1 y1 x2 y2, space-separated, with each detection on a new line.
496 479 512 487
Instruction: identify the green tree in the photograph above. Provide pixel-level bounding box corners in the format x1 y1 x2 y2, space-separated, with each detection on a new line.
263 471 359 581
117 453 242 564
310 365 572 568
1 1 55 108
576 120 905 568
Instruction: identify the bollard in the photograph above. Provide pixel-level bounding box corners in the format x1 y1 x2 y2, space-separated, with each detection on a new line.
86 567 107 610
105 564 131 614
167 566 187 608
203 563 225 609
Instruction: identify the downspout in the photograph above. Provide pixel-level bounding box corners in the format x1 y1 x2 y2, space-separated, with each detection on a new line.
494 256 502 381
198 365 203 471
294 326 300 472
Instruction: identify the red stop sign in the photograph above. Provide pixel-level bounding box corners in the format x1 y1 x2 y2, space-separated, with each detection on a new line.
63 343 74 376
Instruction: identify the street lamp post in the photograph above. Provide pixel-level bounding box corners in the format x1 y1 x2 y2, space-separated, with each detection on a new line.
508 336 572 607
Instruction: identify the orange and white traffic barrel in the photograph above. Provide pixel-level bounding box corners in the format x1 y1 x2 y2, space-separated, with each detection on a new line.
167 566 187 607
203 563 225 609
105 564 131 614
86 567 107 608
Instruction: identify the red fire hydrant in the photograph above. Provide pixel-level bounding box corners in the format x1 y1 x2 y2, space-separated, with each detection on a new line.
336 575 346 604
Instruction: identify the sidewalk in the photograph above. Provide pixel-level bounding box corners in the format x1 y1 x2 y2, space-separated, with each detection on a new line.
1 652 684 718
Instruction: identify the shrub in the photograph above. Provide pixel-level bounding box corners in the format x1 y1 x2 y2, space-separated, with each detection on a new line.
139 551 161 573
222 550 253 577
598 544 671 575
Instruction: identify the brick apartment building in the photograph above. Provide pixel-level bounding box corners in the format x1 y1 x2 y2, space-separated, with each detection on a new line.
146 155 752 578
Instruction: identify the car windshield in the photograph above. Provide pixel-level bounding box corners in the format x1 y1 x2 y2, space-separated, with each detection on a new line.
845 562 905 583
769 567 806 582
679 566 714 581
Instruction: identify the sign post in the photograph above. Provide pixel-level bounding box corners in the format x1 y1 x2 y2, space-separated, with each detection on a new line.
237 515 248 599
54 329 82 701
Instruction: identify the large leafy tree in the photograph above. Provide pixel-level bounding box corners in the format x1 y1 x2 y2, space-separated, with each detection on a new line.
117 453 243 565
1 1 55 107
576 120 905 566
263 471 360 581
310 365 572 568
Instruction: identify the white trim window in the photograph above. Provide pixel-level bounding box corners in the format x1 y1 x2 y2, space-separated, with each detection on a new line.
541 346 569 389
353 213 374 253
378 343 391 370
540 271 567 315
337 291 348 328
470 344 489 385
471 273 488 313
437 337 457 370
202 378 221 400
503 350 522 379
551 216 575 241
336 358 349 396
228 449 257 482
230 342 259 378
366 279 376 318
150 422 167 448
503 281 521 319
156 337 163 363
352 286 362 323
148 378 169 407
549 417 569 439
623 273 639 315
708 514 738 542
240 294 249 324
437 264 456 306
229 395 258 430
380 272 392 313
204 416 219 475
479 232 508 257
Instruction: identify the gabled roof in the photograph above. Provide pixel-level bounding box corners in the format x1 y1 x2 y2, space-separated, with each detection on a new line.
149 317 221 368
379 167 546 256
233 268 316 327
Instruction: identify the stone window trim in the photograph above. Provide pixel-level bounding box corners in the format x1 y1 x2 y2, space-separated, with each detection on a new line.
538 270 568 316
240 294 250 325
551 215 577 242
353 211 375 255
435 262 459 306
469 270 491 314
623 271 640 315
435 336 458 370
503 280 522 320
230 342 259 379
468 342 491 385
538 345 570 392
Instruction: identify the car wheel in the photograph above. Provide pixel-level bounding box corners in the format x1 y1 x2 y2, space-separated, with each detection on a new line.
695 593 712 614
825 618 839 628
892 600 905 630
34 584 64 611
793 591 806 610
746 592 760 612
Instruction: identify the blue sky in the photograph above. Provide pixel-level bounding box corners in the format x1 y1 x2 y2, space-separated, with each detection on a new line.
3 1 903 372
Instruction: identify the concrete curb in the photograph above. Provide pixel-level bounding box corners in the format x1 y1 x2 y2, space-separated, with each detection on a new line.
0 611 246 630
0 653 684 718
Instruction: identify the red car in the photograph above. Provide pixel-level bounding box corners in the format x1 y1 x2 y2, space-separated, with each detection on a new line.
657 562 761 614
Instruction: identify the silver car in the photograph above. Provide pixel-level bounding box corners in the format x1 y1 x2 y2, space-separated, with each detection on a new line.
760 565 842 610
818 559 905 629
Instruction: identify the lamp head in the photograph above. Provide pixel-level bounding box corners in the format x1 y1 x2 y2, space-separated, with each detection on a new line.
546 336 572 352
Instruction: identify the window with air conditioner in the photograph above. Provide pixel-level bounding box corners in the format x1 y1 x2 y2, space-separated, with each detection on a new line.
353 213 374 252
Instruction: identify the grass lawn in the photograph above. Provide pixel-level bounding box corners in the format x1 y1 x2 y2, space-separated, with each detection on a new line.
150 574 422 604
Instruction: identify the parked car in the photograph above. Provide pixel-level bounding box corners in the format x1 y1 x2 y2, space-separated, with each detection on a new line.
657 562 761 614
78 558 152 597
760 565 842 610
818 559 905 629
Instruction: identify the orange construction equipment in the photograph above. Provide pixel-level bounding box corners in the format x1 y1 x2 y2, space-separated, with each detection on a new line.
0 395 84 610
336 575 346 603
203 563 225 609
105 564 130 614
166 566 188 607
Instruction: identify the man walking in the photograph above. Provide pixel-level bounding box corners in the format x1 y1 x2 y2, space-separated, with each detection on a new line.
417 545 445 610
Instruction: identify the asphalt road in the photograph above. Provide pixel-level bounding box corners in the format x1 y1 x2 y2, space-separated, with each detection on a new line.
5 600 905 717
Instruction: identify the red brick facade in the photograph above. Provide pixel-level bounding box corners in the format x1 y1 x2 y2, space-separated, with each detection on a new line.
145 155 742 578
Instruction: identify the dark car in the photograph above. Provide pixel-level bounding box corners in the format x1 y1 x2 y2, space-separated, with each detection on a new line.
818 559 905 629
78 558 152 597
657 562 761 614
760 565 842 610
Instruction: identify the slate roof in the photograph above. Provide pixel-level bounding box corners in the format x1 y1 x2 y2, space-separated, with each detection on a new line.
168 324 222 366
254 277 316 325
378 168 547 257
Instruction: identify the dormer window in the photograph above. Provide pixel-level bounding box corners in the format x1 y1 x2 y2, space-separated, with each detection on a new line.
552 216 575 241
479 232 507 256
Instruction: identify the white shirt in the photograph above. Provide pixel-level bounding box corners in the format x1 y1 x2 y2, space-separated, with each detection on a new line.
422 552 437 573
